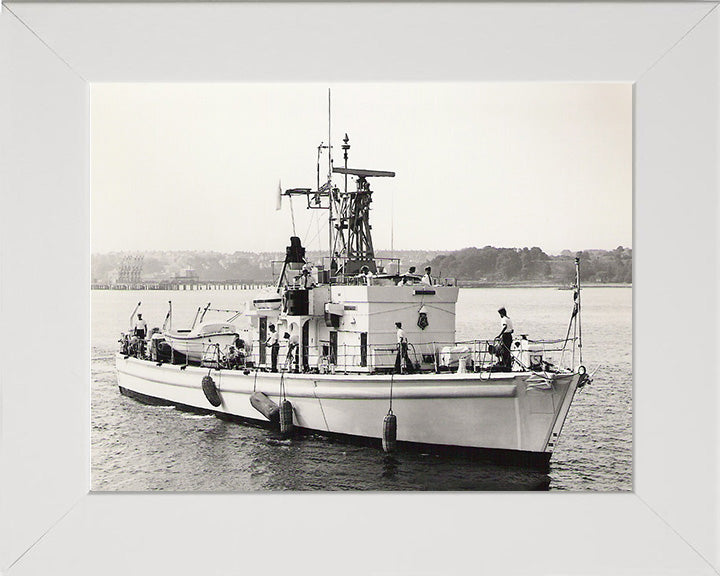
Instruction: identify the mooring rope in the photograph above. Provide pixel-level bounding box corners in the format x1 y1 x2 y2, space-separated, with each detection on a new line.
389 372 394 413
312 381 330 431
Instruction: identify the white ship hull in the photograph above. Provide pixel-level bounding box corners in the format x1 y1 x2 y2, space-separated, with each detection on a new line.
116 354 581 466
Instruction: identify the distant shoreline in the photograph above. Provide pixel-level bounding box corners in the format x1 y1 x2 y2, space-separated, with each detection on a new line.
457 282 631 289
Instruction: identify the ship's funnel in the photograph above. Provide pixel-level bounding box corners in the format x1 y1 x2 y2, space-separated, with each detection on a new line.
285 236 306 270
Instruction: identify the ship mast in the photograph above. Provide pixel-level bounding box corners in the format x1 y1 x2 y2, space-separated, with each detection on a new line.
328 89 333 266
280 94 395 280
330 163 394 274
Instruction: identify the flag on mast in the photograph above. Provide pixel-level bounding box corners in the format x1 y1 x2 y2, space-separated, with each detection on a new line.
276 180 283 211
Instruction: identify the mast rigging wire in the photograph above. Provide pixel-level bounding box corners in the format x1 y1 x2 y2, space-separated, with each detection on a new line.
289 196 296 236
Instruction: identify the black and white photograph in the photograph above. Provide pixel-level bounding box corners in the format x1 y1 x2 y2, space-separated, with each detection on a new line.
6 1 720 574
91 83 631 491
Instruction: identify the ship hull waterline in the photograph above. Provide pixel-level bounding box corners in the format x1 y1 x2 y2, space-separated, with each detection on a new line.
116 354 581 469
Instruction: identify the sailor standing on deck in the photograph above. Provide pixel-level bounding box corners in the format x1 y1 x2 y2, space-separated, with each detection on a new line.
133 314 147 339
394 321 414 374
496 307 514 369
397 266 418 286
266 324 280 372
421 266 433 286
359 265 374 286
301 263 315 289
286 329 300 372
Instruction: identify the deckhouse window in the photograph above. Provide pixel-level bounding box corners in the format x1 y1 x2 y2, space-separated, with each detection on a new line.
360 332 368 367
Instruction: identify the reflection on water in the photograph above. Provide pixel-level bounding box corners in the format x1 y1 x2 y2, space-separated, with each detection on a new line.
381 455 400 480
92 287 632 491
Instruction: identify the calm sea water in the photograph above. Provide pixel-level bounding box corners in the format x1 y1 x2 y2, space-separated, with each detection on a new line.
91 287 632 491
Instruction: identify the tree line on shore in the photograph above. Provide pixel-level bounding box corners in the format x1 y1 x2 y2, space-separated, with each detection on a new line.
92 246 631 285
427 246 632 284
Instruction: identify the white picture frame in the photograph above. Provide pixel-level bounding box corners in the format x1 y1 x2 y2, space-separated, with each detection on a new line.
1 2 718 574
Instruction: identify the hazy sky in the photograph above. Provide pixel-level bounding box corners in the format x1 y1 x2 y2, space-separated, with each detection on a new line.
92 83 631 254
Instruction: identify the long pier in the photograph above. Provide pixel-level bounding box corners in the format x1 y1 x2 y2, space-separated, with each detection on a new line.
91 281 273 291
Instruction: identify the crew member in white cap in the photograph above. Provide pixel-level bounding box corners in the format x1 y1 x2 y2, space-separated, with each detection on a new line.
133 313 147 339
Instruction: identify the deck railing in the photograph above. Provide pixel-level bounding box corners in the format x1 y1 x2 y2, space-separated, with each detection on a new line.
126 332 579 374
269 256 457 287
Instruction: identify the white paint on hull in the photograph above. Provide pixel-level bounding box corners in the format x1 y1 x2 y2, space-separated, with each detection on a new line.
116 354 580 455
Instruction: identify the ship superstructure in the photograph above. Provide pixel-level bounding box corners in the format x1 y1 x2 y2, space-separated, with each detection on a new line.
116 120 589 468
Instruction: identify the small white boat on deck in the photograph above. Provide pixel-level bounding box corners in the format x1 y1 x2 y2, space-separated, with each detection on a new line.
116 130 590 469
162 322 239 364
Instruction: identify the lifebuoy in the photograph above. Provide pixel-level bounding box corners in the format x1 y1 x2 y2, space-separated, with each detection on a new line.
202 375 222 407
